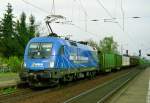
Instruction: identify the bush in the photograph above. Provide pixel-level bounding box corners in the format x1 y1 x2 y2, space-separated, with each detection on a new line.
1 87 17 95
7 56 22 72
0 57 7 65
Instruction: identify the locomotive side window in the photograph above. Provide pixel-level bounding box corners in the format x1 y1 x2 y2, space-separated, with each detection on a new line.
59 46 64 55
70 42 77 46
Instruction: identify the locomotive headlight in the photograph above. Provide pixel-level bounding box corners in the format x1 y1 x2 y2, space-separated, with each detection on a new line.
24 62 27 68
49 61 55 68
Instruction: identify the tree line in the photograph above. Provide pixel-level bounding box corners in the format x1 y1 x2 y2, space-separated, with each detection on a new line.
88 36 118 54
0 3 39 58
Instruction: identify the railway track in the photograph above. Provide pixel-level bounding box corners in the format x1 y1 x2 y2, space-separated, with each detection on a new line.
63 67 143 103
0 86 32 103
0 66 144 103
0 86 54 103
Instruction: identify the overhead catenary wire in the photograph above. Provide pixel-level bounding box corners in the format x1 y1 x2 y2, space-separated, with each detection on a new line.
78 0 88 31
113 0 117 19
96 0 123 30
73 23 100 37
96 0 114 19
51 0 55 15
21 0 49 14
21 0 97 39
21 0 141 53
95 0 140 51
121 0 125 31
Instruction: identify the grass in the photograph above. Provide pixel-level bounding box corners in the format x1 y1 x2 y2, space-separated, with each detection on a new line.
0 72 17 77
0 87 17 95
0 72 19 82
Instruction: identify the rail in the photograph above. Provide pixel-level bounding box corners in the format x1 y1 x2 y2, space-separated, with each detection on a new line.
64 67 142 103
0 66 145 103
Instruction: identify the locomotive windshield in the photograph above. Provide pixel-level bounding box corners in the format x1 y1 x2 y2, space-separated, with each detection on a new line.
28 42 52 58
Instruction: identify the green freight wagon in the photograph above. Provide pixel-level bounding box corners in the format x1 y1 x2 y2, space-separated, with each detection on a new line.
115 54 122 70
99 53 122 72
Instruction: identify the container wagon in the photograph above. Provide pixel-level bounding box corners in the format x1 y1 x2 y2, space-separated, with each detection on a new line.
122 56 130 67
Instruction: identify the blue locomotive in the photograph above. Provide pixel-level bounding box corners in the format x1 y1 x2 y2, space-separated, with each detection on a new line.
20 36 99 86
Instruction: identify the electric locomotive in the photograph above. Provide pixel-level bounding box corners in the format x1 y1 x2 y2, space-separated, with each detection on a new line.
20 36 99 87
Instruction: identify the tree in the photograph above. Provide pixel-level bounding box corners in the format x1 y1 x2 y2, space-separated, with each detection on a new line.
0 20 4 55
99 36 118 53
28 14 36 38
0 3 19 57
16 13 38 47
87 39 99 50
17 12 29 48
15 13 39 56
0 3 39 58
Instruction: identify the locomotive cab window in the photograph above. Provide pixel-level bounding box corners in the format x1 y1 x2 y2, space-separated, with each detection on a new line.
28 42 52 58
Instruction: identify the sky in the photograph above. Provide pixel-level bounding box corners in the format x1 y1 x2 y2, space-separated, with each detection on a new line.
0 0 150 58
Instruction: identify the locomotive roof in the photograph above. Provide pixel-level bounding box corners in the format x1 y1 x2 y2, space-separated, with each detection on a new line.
29 37 95 51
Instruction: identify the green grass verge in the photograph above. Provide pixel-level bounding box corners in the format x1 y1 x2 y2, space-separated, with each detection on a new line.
0 72 17 77
0 72 19 81
0 87 17 95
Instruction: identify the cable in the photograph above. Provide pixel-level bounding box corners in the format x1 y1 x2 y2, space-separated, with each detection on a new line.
78 0 88 31
113 0 117 18
121 0 124 31
20 0 142 55
96 0 113 19
51 0 55 15
72 23 100 37
21 0 49 14
95 0 140 51
78 0 88 16
96 0 123 30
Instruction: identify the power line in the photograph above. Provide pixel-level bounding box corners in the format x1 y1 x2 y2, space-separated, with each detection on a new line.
73 23 100 38
95 0 141 52
51 0 55 15
78 0 88 31
96 0 123 30
96 0 114 19
121 0 125 31
113 0 117 18
20 1 92 38
78 0 87 16
21 0 49 14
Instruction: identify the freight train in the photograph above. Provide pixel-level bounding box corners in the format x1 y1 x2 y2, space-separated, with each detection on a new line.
19 36 140 87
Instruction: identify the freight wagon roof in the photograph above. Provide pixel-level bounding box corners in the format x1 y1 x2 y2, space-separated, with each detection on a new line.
29 37 94 51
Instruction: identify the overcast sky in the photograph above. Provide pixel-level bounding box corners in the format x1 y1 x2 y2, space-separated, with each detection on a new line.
0 0 150 58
